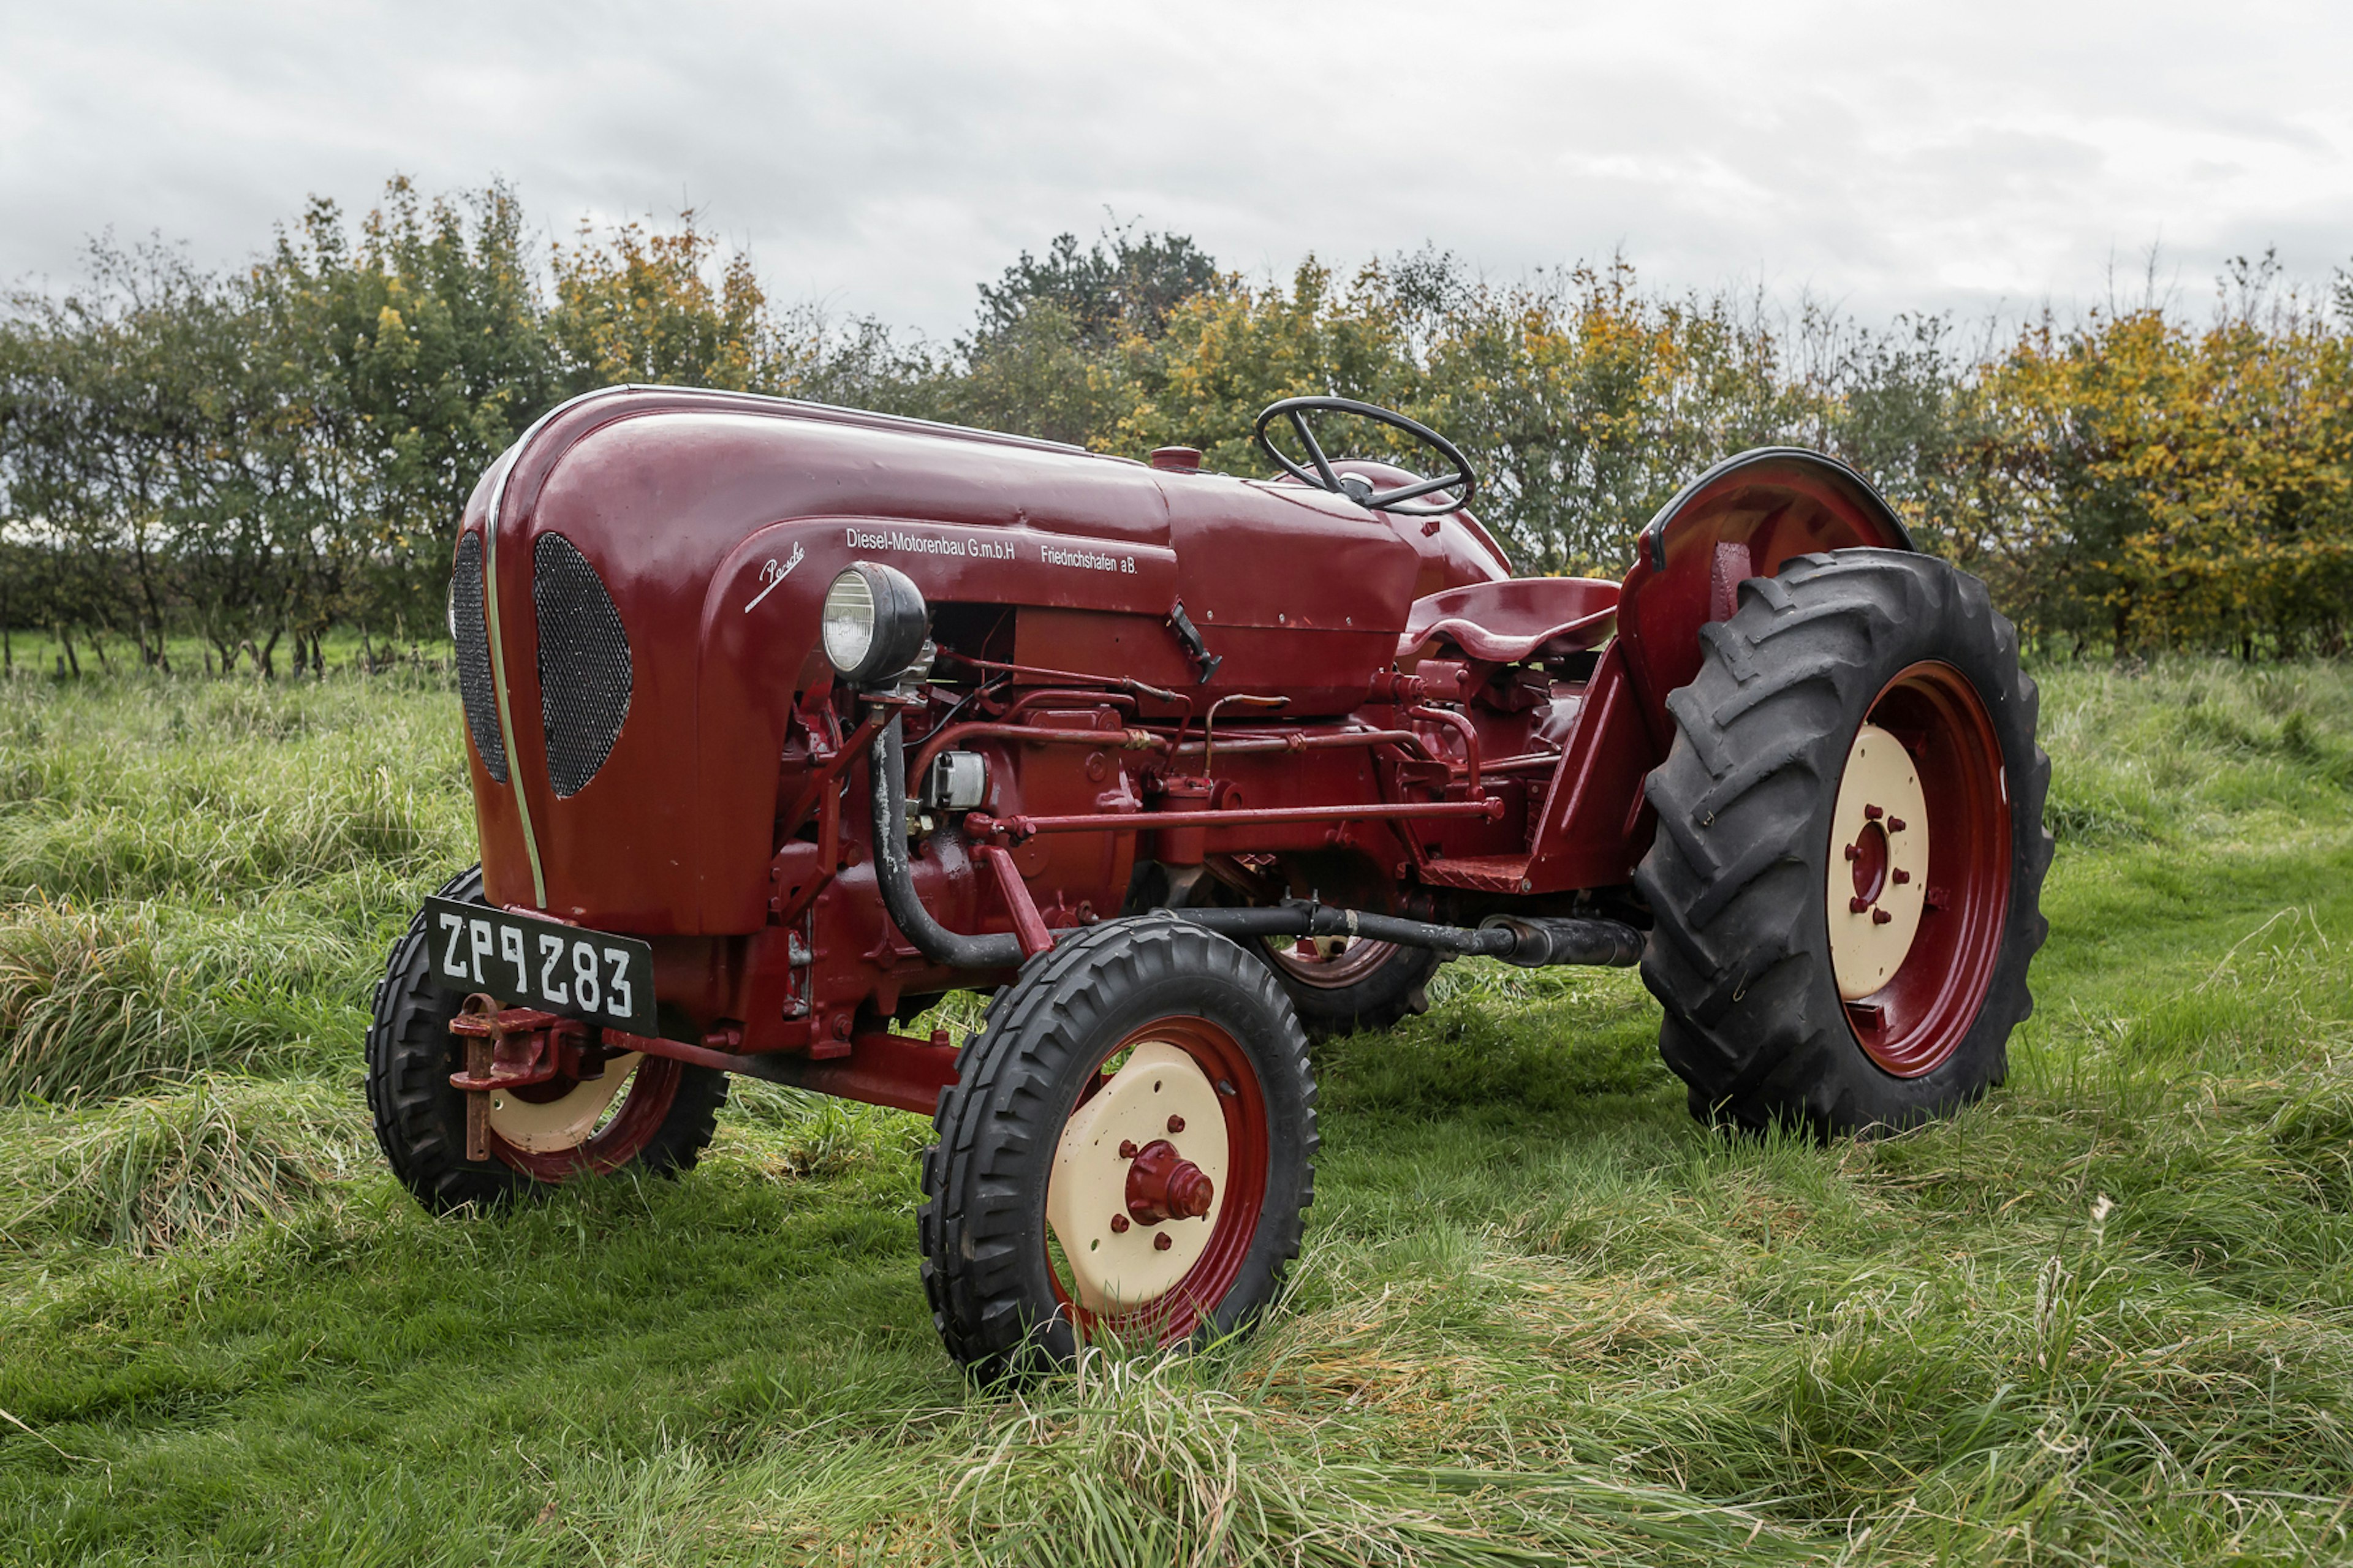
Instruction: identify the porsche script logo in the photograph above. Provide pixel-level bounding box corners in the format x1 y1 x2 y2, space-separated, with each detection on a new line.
744 542 805 613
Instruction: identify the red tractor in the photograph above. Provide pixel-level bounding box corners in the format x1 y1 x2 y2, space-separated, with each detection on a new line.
368 386 2050 1378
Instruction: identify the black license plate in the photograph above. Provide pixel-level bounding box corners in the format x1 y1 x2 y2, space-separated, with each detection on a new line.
421 898 657 1034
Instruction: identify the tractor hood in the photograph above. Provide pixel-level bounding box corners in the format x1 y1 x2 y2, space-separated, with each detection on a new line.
447 386 1465 935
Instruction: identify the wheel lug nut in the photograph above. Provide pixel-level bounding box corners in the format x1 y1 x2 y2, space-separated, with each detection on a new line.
1843 844 1859 862
1118 1140 1139 1159
1865 804 1884 820
1110 1214 1129 1233
1871 908 1893 925
1887 817 1906 832
1153 1233 1172 1251
1892 868 1911 884
1166 1115 1184 1134
1849 896 1870 914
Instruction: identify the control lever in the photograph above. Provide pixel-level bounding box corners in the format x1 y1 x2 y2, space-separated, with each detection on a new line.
1166 598 1223 684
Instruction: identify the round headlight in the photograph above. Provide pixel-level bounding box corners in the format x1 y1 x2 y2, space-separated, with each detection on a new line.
820 562 930 687
821 569 876 672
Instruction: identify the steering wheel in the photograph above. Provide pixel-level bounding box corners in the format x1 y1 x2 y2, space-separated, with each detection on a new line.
1251 396 1479 518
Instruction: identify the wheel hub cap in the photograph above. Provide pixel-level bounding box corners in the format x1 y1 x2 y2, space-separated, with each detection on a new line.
1827 724 1928 1001
1125 1138 1215 1224
1047 1040 1229 1313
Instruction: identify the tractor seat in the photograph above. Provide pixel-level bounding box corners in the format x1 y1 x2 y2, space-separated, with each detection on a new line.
1397 577 1620 664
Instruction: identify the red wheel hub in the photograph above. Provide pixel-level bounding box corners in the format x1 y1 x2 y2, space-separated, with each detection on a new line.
1126 1139 1216 1224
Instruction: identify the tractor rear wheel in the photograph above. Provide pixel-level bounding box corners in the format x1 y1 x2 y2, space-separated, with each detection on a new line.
920 913 1316 1381
1257 933 1440 1037
1635 550 2052 1136
365 866 729 1211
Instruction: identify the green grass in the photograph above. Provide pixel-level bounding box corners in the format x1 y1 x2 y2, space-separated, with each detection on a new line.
2 659 2352 1564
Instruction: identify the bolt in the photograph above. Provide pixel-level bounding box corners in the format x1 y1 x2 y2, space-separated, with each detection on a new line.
1871 908 1893 925
1850 896 1870 914
1118 1140 1139 1159
1167 1115 1185 1134
1887 816 1907 832
1153 1233 1173 1251
1110 1214 1130 1233
1892 868 1911 884
1865 803 1884 820
1843 843 1859 862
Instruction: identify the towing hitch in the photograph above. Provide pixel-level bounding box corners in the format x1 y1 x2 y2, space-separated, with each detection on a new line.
447 993 607 1161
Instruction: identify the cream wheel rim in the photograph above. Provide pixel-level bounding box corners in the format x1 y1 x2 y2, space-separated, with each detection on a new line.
1045 1041 1229 1314
1827 725 1929 1001
487 1053 643 1153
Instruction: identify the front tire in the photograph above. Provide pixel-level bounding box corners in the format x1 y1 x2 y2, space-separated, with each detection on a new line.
920 914 1317 1382
365 866 729 1211
1635 550 2052 1136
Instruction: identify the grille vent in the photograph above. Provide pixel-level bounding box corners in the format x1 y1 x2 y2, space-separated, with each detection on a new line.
532 532 632 798
448 531 508 782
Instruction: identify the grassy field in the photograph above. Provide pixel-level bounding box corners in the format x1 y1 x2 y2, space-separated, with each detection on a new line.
1 658 2351 1564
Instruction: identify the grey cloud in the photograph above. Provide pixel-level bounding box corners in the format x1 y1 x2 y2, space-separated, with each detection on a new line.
2 0 2348 338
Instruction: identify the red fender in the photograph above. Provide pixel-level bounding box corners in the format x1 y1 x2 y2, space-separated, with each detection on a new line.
1525 449 1911 890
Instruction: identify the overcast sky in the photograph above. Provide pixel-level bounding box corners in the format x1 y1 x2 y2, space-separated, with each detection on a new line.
4 0 2349 339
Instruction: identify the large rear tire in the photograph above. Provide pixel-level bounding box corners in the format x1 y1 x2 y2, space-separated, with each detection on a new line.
920 914 1317 1382
1635 550 2051 1136
365 867 729 1211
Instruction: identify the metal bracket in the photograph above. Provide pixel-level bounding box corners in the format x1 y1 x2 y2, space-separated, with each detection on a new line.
447 994 596 1094
1166 599 1222 684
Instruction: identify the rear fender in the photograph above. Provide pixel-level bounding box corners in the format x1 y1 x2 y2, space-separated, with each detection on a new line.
1526 449 1908 890
1615 449 1910 748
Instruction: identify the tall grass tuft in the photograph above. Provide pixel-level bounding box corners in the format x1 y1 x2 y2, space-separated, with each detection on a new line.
0 673 472 906
0 898 186 1102
940 1349 1801 1566
0 1074 365 1255
0 895 371 1102
2036 657 2353 843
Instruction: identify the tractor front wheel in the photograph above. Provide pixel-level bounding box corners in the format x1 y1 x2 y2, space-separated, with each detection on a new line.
365 867 729 1211
1635 550 2052 1136
920 914 1317 1381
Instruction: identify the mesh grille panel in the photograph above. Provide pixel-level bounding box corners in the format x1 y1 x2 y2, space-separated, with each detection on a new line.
448 531 507 782
532 532 632 798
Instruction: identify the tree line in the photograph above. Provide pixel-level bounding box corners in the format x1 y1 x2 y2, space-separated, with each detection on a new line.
4 176 2351 673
